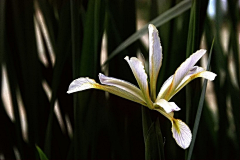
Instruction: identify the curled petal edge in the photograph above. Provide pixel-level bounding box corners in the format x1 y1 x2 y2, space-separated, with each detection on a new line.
154 99 180 113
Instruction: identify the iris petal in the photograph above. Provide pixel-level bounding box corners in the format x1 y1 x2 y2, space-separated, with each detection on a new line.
171 119 192 149
148 24 162 100
67 77 147 106
172 49 206 90
125 56 153 109
99 73 145 102
174 66 217 93
156 63 217 101
155 99 180 113
159 50 206 100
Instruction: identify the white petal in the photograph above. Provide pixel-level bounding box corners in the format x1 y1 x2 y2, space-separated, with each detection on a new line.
154 99 180 113
67 77 97 93
156 75 173 101
148 24 162 100
124 56 153 108
67 77 147 106
99 73 145 102
156 50 206 101
175 66 217 91
171 119 192 149
172 49 206 91
195 70 217 81
157 66 217 101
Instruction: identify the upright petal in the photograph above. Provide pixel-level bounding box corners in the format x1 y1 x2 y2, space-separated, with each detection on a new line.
125 56 153 109
148 24 162 100
171 119 192 149
67 77 147 106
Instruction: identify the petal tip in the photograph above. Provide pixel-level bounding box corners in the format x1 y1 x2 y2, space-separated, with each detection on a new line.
124 56 129 61
67 77 96 94
171 119 192 149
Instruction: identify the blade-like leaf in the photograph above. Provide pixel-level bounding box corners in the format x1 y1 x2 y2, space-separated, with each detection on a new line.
36 146 48 160
187 40 214 160
103 0 192 65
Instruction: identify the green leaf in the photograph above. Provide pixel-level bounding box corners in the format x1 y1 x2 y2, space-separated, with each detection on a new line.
187 40 214 160
142 107 164 160
103 0 192 65
36 146 48 160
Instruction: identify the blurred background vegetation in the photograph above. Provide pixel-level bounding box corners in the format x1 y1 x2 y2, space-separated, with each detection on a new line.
0 0 239 159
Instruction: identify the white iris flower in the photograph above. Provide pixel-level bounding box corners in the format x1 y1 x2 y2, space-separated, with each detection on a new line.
67 24 217 149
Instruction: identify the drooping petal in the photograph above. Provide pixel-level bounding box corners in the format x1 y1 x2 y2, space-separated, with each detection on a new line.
67 77 147 106
99 73 145 102
148 24 162 100
125 56 153 109
67 77 97 93
154 99 180 113
171 118 192 149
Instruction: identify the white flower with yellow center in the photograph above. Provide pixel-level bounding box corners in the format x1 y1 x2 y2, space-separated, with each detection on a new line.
67 24 217 149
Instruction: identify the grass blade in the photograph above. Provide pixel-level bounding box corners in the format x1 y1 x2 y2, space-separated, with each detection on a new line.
36 146 48 160
103 0 192 65
187 40 214 160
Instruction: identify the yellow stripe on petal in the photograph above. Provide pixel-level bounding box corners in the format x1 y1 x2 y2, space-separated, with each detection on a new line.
171 119 192 149
125 56 153 109
163 50 206 100
172 50 206 89
157 66 217 101
67 77 147 106
156 75 173 101
148 24 162 100
173 67 217 98
99 73 145 102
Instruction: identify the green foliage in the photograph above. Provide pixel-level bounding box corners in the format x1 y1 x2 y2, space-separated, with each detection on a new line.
36 146 48 160
0 0 239 159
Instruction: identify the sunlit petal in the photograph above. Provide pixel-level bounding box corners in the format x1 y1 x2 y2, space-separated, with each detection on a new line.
154 99 180 113
67 77 97 93
125 56 153 108
67 77 147 106
172 49 206 89
148 24 162 100
157 50 207 101
99 73 145 102
156 75 173 101
157 66 217 101
174 66 217 92
171 119 192 149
